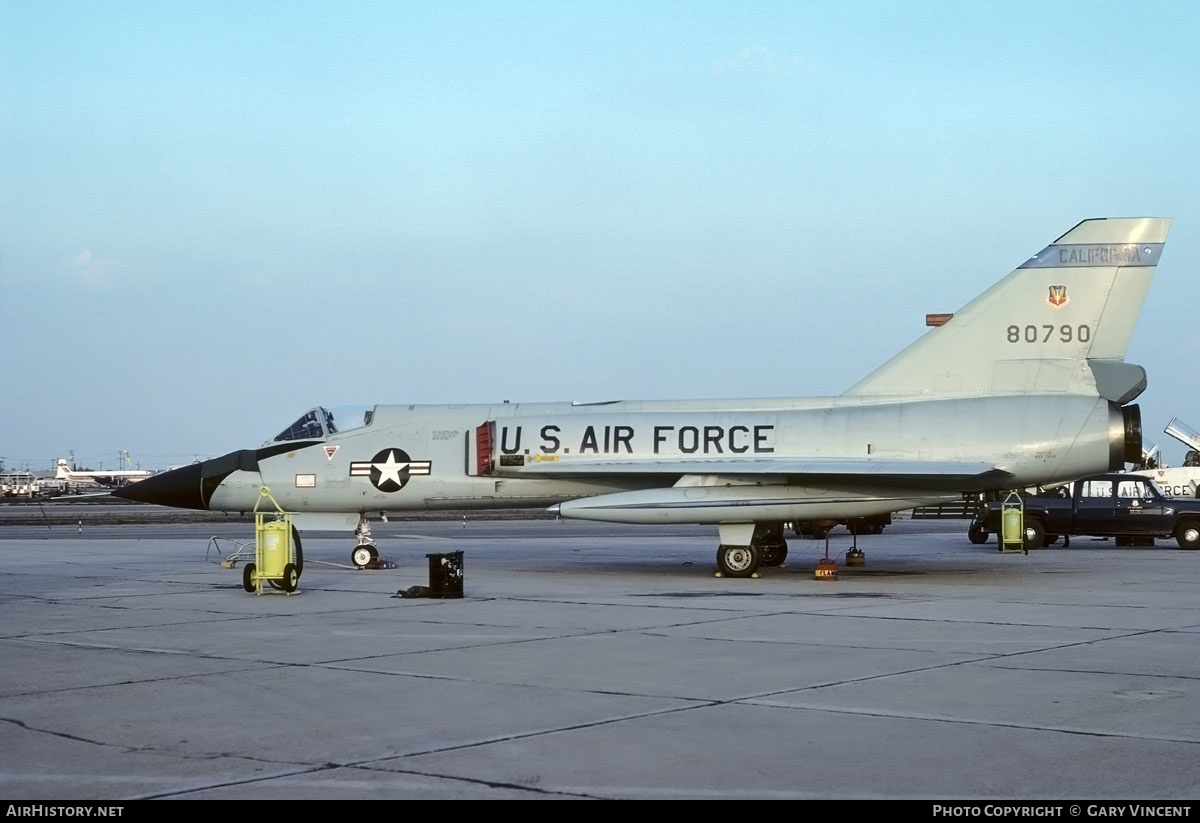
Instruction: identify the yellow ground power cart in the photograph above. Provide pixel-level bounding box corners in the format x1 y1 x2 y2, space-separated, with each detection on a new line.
242 487 300 595
1000 490 1027 555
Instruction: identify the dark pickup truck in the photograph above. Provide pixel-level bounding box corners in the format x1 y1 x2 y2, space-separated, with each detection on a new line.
971 473 1200 550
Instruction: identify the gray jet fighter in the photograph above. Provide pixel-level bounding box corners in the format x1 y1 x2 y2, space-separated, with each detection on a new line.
117 217 1170 577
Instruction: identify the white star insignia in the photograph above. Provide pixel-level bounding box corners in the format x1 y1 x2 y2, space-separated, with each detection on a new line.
374 451 409 487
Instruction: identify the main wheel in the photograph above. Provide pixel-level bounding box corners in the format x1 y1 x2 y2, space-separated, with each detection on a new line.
752 523 787 567
716 544 760 578
759 541 788 567
1175 519 1200 550
968 524 989 544
352 544 379 568
242 562 257 592
281 563 299 593
1023 520 1046 551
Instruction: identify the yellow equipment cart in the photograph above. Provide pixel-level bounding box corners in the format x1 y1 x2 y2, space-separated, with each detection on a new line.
1000 490 1027 555
243 487 300 595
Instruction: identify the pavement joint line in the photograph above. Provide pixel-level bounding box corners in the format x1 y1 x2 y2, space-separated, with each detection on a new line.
1 716 140 750
134 760 591 800
737 701 1200 746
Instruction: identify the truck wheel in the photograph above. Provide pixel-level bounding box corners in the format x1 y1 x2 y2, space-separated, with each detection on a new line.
1023 520 1045 551
1175 519 1200 550
968 524 989 545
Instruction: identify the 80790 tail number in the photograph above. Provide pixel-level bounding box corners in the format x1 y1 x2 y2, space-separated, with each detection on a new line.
1007 324 1091 343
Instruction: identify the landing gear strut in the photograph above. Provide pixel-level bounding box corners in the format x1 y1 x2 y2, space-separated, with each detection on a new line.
352 516 379 569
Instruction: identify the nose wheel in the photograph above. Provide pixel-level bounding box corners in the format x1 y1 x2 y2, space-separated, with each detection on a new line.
352 544 379 569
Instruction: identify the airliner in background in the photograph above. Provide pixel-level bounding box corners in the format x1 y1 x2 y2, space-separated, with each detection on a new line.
56 454 153 488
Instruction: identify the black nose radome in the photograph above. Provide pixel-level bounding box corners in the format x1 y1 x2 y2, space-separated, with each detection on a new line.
112 462 205 509
113 444 308 509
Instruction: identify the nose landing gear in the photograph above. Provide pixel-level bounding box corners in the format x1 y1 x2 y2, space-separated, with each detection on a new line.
352 515 380 568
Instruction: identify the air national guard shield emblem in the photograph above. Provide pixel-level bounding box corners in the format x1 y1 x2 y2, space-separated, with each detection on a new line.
1048 285 1068 307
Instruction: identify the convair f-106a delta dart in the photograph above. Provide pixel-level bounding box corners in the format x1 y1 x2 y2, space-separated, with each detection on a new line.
118 217 1171 578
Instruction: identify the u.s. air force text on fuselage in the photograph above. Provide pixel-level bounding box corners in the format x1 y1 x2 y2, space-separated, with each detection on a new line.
498 423 775 456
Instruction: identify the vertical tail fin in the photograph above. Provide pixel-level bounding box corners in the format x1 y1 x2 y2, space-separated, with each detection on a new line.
843 217 1171 399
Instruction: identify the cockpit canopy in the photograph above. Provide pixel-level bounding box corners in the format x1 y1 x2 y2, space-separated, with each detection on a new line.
269 405 375 445
1165 417 1200 453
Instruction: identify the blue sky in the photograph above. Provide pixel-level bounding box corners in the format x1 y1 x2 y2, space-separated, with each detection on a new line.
2 1 1198 470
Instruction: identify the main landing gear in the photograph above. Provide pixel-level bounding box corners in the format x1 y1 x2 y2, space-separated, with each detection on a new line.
351 515 379 569
715 523 789 578
714 520 872 579
755 523 789 568
716 544 760 578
